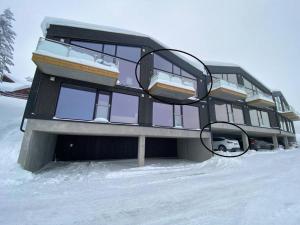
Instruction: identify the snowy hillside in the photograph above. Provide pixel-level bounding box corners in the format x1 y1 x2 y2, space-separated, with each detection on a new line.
1 96 300 225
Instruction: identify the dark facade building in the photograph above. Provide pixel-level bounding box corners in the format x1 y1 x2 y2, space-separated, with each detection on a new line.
18 18 298 172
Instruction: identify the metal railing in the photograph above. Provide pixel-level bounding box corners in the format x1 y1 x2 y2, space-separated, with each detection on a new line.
35 37 119 69
150 69 197 91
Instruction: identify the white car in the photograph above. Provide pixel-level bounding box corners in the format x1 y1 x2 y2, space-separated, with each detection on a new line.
212 137 241 152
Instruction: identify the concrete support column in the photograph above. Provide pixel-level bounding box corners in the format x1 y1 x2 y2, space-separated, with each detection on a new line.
283 136 289 149
242 132 249 151
272 135 279 149
138 135 145 166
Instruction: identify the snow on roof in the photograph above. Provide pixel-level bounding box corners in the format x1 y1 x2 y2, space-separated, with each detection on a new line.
0 82 31 92
41 17 148 37
203 60 239 67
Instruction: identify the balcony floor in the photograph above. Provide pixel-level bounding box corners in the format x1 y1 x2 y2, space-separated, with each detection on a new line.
32 52 119 86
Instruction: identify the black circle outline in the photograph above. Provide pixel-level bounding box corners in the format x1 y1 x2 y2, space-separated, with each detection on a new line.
200 121 250 158
134 48 213 105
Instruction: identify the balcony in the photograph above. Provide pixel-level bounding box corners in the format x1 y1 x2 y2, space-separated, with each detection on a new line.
246 93 275 107
209 79 247 101
32 38 119 86
279 105 300 121
148 70 197 100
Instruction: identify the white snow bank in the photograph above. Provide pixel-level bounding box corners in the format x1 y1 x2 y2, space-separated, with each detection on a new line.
1 95 300 225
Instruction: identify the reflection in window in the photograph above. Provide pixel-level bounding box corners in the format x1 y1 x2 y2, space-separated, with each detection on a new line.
110 93 139 124
153 102 173 127
232 105 244 124
183 106 200 129
260 111 270 127
215 102 228 121
174 105 182 127
154 54 172 73
227 104 234 122
95 93 110 122
55 85 96 120
103 44 116 55
71 41 103 52
250 109 259 126
118 59 140 88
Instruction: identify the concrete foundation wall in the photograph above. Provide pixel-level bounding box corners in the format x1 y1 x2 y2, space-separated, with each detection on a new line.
18 130 57 172
177 138 213 162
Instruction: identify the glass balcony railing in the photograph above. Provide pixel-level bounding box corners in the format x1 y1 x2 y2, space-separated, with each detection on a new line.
209 79 247 93
35 37 119 70
246 92 274 103
149 69 197 92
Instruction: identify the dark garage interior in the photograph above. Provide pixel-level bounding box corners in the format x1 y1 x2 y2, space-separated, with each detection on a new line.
145 138 177 158
55 135 138 161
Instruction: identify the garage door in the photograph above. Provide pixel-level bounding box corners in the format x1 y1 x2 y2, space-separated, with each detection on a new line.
55 135 138 161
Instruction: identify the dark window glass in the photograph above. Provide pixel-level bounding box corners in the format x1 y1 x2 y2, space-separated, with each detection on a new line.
55 85 96 120
110 93 139 124
118 59 140 88
154 54 172 72
103 44 116 55
153 102 173 127
116 46 141 62
71 41 103 52
173 65 181 75
215 102 228 121
183 106 200 129
232 105 244 124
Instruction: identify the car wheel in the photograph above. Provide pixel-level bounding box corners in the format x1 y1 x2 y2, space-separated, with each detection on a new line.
218 145 227 151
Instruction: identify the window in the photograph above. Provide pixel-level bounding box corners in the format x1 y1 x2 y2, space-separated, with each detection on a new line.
55 85 96 120
227 104 234 122
103 44 116 55
174 105 182 127
118 59 140 88
116 46 141 62
182 106 200 129
153 102 173 127
215 102 228 121
110 93 139 124
215 101 244 124
95 92 110 122
250 109 259 126
227 74 238 85
260 111 270 127
250 109 270 127
275 96 283 112
232 105 244 124
154 54 172 73
70 41 103 52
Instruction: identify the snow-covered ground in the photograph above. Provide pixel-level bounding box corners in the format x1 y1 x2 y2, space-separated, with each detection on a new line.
1 96 300 225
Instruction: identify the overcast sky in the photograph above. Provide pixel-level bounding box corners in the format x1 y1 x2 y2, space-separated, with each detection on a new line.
1 0 299 132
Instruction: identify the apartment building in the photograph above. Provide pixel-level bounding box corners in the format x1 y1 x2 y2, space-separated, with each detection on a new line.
18 17 298 172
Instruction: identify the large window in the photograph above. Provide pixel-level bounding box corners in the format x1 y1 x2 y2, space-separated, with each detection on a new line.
95 92 110 122
250 109 270 127
152 102 173 127
110 93 139 124
182 106 200 129
214 101 244 124
71 40 141 88
275 96 283 112
243 78 265 96
55 85 96 120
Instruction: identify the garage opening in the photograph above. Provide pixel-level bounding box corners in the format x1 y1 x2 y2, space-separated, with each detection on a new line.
145 138 177 158
55 135 138 161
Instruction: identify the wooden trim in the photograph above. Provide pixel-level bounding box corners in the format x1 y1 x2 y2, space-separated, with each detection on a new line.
32 53 119 79
247 99 275 107
149 82 196 95
210 87 247 98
